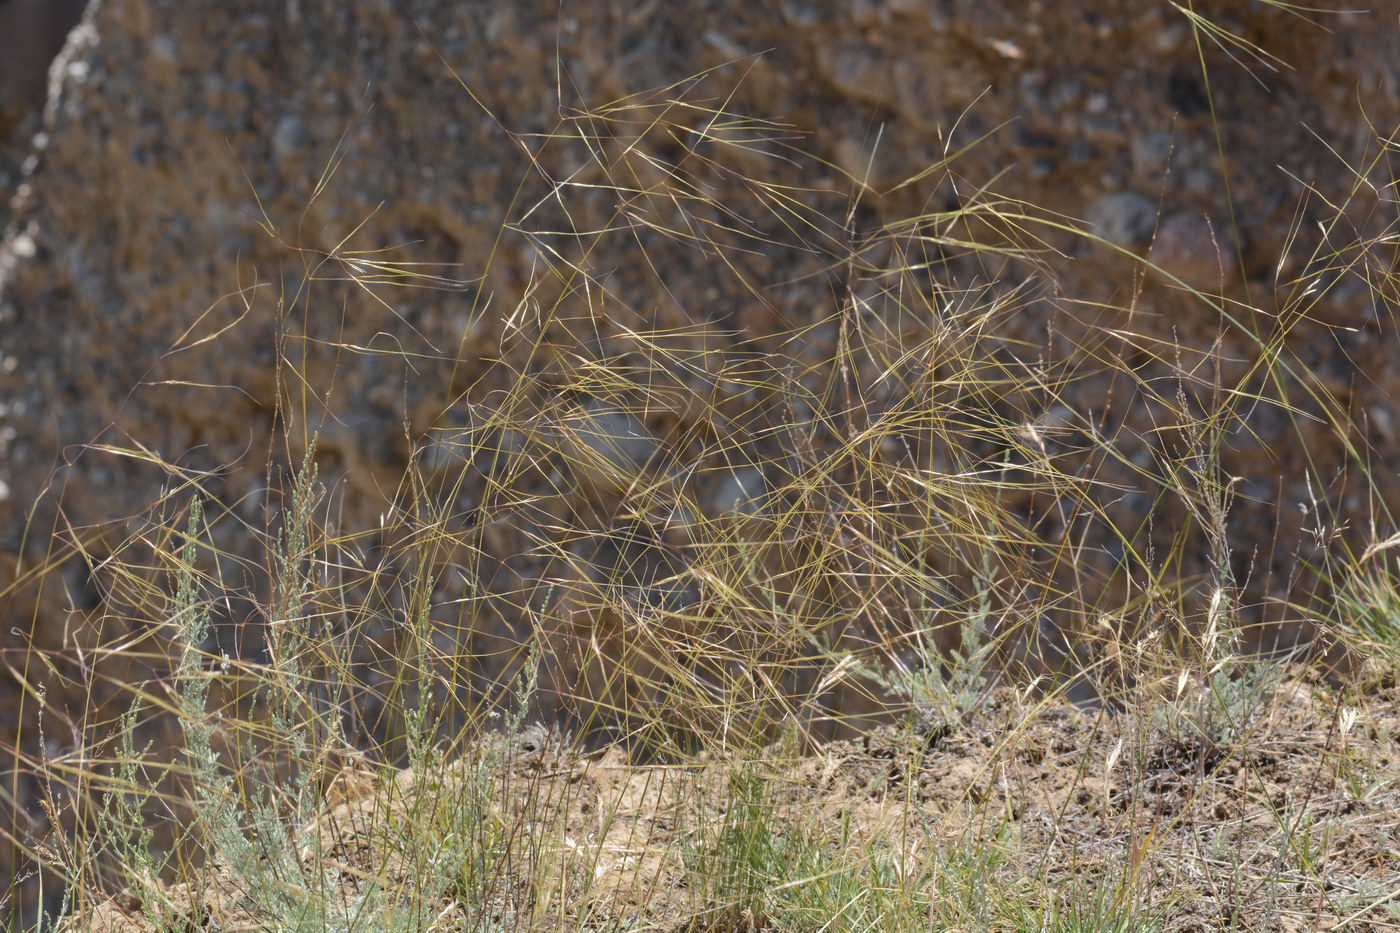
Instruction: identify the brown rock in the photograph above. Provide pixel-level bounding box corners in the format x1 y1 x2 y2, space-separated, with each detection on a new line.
1148 209 1240 292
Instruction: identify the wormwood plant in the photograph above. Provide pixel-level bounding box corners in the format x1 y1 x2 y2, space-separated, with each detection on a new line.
169 476 566 931
861 553 1003 732
172 495 328 929
87 703 170 931
386 645 548 931
1150 646 1285 774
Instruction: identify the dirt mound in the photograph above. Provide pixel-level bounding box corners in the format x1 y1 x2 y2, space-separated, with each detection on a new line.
62 676 1400 932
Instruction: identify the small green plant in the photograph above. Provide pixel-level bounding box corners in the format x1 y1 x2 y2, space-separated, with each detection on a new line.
1151 652 1284 771
89 701 177 932
171 496 325 929
1000 878 1169 933
681 763 783 929
388 643 548 929
862 565 1002 730
1331 555 1400 679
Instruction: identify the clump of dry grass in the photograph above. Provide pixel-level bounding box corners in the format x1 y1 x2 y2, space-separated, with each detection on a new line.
9 15 1400 932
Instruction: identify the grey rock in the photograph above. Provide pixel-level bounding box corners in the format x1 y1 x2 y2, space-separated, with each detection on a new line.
711 467 768 517
1131 130 1176 177
271 114 311 163
1085 190 1158 249
554 401 661 492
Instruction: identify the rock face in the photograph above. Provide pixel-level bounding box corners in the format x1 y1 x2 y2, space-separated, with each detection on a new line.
1 0 1398 922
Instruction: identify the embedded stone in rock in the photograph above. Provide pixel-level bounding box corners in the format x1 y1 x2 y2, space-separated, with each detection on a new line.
1085 190 1159 250
271 114 312 164
1148 210 1239 292
711 467 769 518
554 401 663 493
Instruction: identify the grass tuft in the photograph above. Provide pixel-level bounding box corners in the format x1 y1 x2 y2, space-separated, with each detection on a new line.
10 19 1400 932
